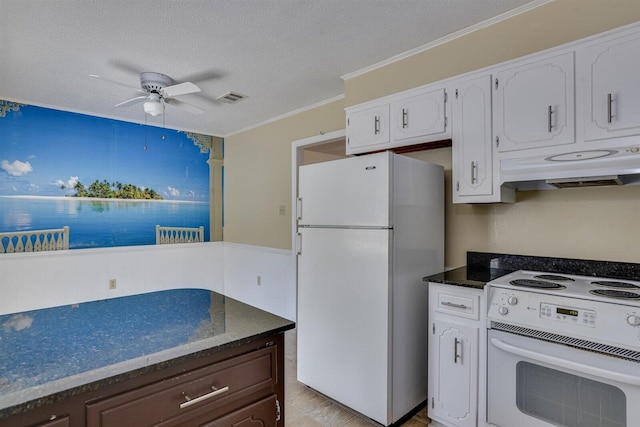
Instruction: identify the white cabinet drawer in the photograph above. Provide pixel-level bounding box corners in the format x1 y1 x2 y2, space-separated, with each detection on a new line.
434 288 480 320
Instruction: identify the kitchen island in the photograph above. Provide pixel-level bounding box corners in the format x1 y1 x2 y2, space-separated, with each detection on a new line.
0 289 294 427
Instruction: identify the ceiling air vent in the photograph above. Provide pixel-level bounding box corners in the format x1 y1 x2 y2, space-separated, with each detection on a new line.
215 91 248 104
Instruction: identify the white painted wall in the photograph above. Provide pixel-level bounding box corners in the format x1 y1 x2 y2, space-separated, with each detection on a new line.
223 243 296 322
0 243 296 321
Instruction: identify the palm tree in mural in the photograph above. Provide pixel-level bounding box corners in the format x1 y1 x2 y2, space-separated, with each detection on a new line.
70 179 162 200
73 181 87 197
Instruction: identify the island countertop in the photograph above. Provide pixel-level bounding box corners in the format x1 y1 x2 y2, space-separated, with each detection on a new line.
0 288 295 421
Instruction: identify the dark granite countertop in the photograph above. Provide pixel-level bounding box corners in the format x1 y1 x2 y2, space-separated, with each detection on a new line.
425 266 515 289
0 289 295 420
424 251 640 289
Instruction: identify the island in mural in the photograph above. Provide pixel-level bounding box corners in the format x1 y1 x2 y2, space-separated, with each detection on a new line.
68 180 163 200
0 100 211 249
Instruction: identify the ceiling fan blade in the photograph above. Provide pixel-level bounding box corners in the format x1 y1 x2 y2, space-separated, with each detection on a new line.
107 59 144 76
115 96 148 108
181 70 226 84
163 82 201 97
164 98 205 115
89 74 145 94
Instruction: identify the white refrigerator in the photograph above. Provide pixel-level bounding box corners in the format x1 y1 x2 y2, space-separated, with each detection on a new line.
296 151 444 426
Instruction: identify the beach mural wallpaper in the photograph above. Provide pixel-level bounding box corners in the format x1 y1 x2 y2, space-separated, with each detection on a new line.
0 100 211 250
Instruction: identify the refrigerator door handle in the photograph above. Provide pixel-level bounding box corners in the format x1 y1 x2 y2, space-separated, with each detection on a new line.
296 232 302 256
296 197 303 221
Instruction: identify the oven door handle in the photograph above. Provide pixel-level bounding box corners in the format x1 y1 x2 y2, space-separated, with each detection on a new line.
490 338 640 386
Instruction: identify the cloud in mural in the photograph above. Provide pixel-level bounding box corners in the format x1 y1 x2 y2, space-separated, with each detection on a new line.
166 186 180 197
1 159 33 177
53 176 79 189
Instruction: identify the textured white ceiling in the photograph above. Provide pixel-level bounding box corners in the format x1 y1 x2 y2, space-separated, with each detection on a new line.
1 0 537 137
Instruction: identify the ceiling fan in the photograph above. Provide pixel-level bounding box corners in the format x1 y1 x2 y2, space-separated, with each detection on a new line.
105 72 205 116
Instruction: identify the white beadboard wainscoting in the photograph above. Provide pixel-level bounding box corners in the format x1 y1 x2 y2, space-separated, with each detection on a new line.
223 242 296 322
0 242 296 321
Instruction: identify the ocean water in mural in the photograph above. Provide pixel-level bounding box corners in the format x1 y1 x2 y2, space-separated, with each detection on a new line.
0 196 209 248
0 101 211 248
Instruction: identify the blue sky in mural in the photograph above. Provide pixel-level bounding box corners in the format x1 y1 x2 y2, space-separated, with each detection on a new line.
0 104 209 201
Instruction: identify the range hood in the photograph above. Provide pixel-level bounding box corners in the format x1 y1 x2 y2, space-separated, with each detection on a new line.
500 145 640 190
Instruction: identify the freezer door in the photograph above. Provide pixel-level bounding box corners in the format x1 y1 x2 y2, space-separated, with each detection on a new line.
297 227 391 425
298 152 391 227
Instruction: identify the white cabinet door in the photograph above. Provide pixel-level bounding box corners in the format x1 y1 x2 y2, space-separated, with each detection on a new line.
494 52 575 152
452 75 495 202
584 31 640 141
346 103 390 154
391 88 448 143
429 319 478 427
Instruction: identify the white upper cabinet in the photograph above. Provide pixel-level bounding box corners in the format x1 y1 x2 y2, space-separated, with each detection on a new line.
346 84 450 155
493 52 575 153
452 75 495 202
391 87 449 143
583 31 640 141
346 102 390 153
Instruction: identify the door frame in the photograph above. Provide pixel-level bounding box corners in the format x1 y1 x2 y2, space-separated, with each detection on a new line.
290 130 346 320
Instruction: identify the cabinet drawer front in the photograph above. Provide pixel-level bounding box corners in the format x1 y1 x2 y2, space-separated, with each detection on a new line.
34 417 70 427
86 346 277 427
201 394 277 427
435 290 480 320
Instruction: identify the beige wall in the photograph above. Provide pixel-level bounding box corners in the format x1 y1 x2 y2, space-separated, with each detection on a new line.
345 0 640 106
224 100 344 249
224 1 640 267
405 149 640 267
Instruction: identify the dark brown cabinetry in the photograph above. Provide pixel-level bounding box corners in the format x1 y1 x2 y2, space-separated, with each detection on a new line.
34 418 70 427
86 345 278 426
2 334 284 427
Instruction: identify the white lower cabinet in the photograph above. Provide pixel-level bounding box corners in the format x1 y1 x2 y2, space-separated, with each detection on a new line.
428 284 482 427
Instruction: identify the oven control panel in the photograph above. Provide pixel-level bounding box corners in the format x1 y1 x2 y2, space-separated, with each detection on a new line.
539 303 596 327
487 286 640 349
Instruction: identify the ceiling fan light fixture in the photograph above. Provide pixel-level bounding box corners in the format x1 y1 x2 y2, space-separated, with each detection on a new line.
143 99 164 116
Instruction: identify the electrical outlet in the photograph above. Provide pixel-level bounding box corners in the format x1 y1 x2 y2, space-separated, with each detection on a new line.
108 279 117 289
257 275 262 286
279 205 286 216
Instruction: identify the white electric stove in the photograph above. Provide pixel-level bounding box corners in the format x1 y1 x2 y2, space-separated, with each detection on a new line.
486 269 640 427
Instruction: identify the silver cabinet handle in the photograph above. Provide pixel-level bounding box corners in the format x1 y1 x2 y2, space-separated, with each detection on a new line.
180 386 230 409
441 301 468 309
454 337 461 364
548 105 553 132
296 232 302 256
374 115 380 135
296 197 302 221
402 108 408 129
471 161 477 184
607 93 613 123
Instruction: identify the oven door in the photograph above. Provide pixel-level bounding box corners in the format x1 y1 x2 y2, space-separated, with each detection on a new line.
487 329 640 427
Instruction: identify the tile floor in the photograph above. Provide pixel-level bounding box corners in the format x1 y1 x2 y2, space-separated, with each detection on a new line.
284 329 430 427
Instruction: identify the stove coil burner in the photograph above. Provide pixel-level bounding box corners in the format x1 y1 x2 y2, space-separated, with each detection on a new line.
591 280 640 289
589 289 640 299
533 274 575 282
510 279 566 289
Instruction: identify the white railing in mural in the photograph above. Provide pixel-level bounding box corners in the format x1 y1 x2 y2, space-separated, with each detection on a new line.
156 225 205 245
0 226 70 253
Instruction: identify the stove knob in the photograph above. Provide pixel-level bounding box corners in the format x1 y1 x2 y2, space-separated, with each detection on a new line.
507 296 518 306
627 315 640 327
498 306 509 316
